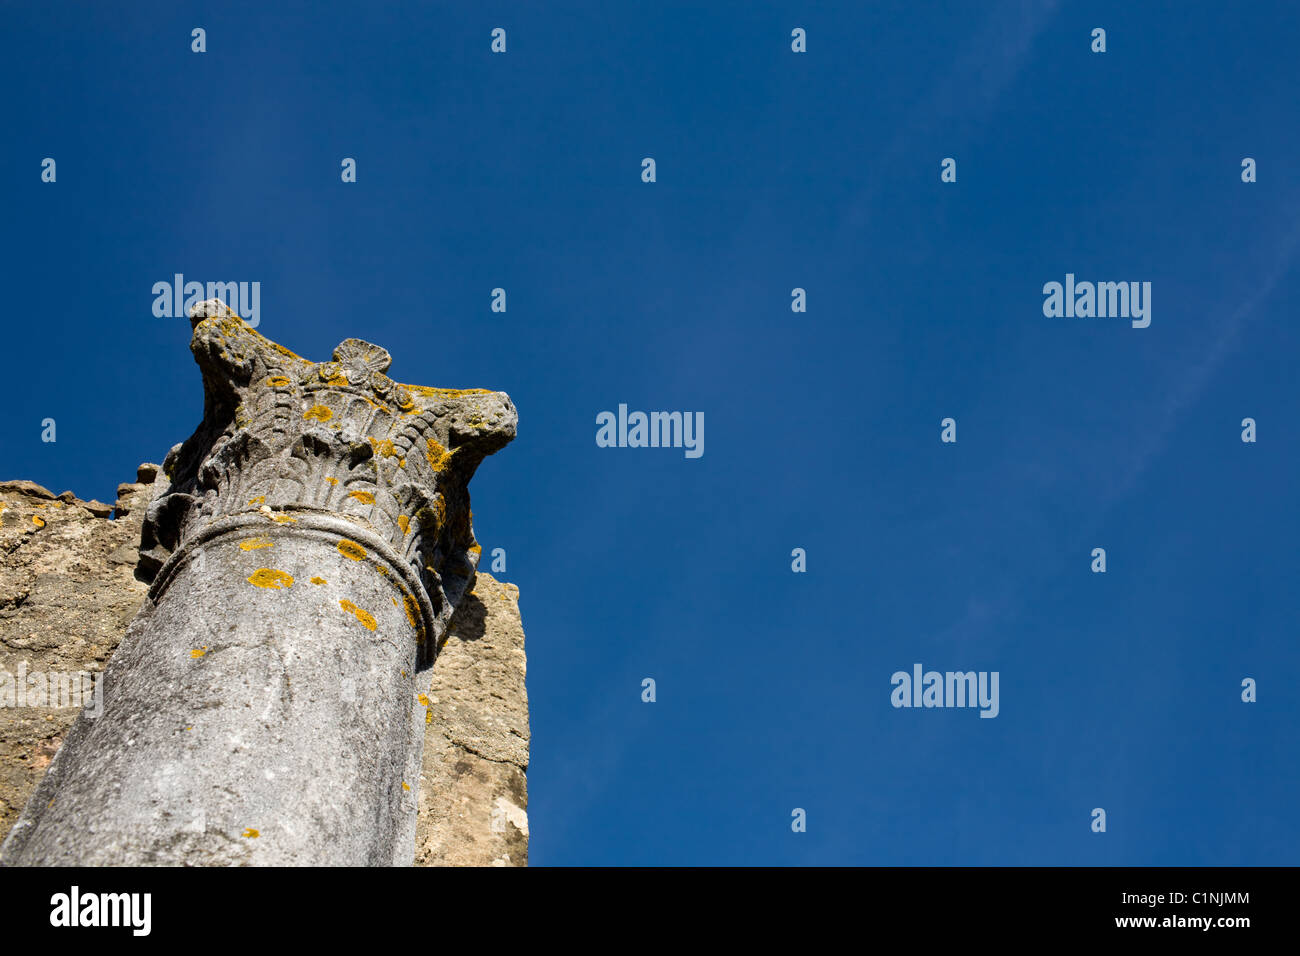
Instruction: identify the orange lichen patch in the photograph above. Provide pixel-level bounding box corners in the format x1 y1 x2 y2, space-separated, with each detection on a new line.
238 537 274 551
31 516 45 528
271 514 297 524
406 384 491 399
367 437 398 458
265 375 291 387
242 828 260 839
417 693 430 707
397 457 406 468
402 781 411 792
397 515 411 535
425 438 452 471
425 710 433 724
347 490 376 505
337 539 367 561
415 496 447 533
248 495 266 505
248 568 294 589
304 404 333 422
339 599 377 631
325 477 339 486
310 576 326 585
402 593 422 636
232 322 306 362
190 648 206 659
375 564 390 577
469 543 482 556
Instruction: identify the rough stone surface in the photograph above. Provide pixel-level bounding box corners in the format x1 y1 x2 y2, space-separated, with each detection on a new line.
1 300 523 866
416 577 529 867
0 477 161 841
0 470 528 865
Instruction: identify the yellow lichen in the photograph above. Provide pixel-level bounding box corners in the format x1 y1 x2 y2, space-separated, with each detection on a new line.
406 385 491 399
271 514 297 524
337 539 367 561
425 438 452 471
325 477 339 486
238 537 274 551
440 501 455 530
304 405 333 422
310 576 326 585
248 568 294 589
347 490 376 505
368 437 397 458
31 516 45 528
242 828 260 839
339 599 377 631
248 495 266 505
265 375 291 387
402 782 411 792
190 648 206 659
397 515 410 535
402 594 421 635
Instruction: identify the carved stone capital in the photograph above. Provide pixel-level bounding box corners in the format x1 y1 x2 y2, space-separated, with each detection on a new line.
139 300 516 665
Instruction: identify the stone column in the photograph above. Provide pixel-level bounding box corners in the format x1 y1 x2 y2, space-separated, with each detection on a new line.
0 301 516 865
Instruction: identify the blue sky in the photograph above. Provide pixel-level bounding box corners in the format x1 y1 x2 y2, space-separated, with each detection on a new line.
3 0 1297 864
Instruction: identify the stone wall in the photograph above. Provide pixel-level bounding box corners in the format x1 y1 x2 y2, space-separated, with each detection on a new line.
0 468 527 865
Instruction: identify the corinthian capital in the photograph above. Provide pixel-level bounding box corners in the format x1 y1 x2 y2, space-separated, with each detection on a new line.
139 300 517 666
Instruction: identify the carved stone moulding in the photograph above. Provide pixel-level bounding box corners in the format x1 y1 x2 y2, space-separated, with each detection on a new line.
140 300 517 667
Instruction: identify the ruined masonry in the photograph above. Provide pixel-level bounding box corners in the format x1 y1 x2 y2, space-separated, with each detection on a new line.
0 300 526 865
